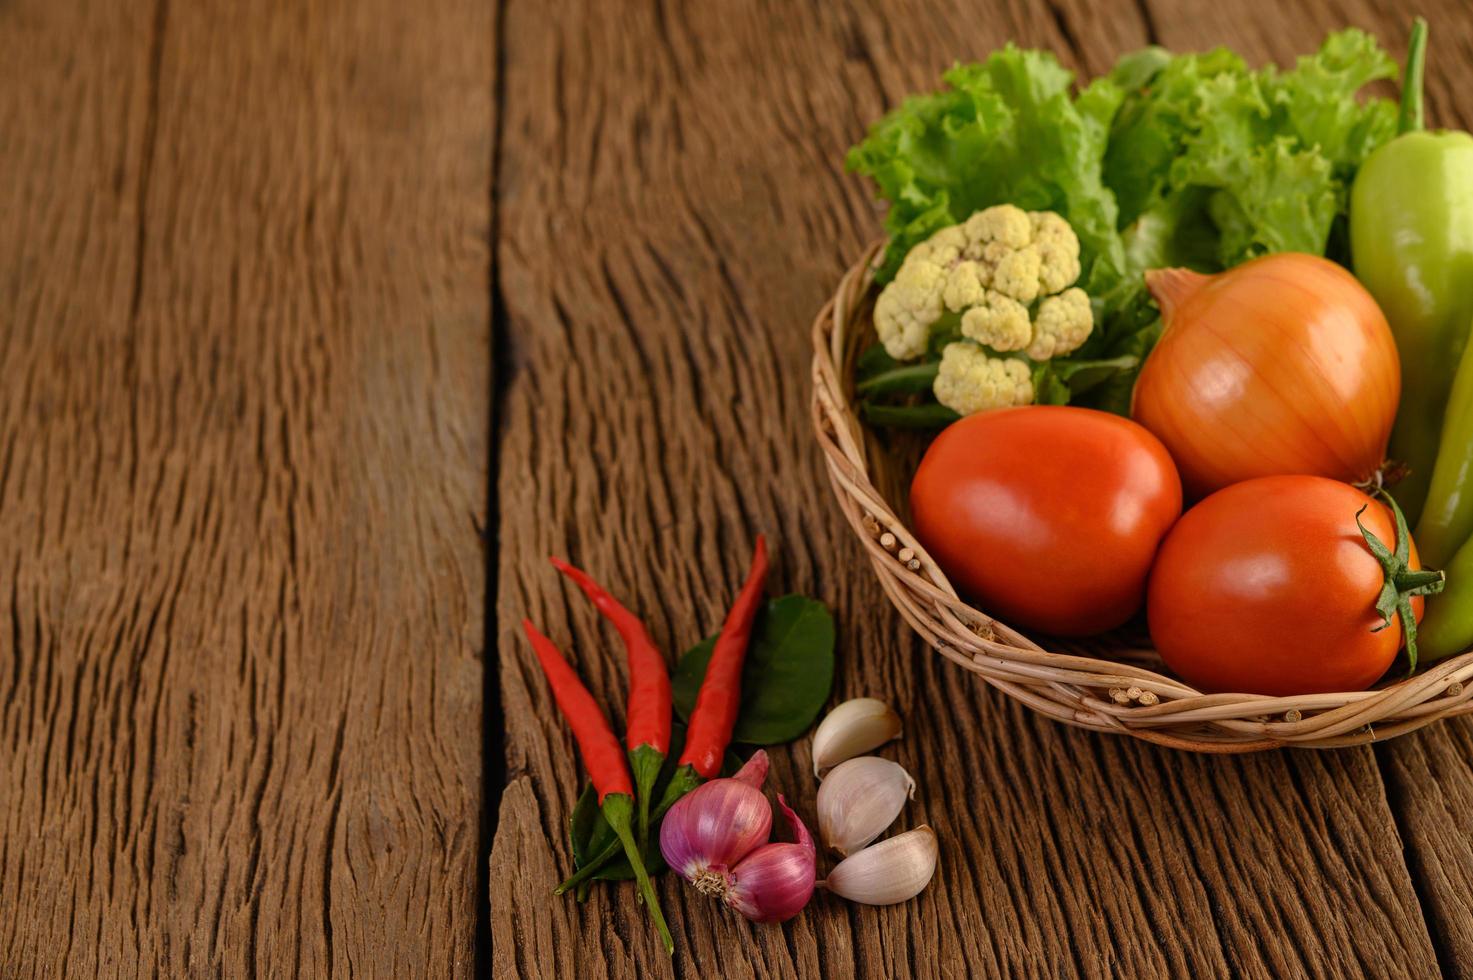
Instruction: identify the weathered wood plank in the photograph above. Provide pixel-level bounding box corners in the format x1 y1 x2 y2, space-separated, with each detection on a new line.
0 0 493 974
0 2 158 971
489 0 1443 977
1378 724 1473 976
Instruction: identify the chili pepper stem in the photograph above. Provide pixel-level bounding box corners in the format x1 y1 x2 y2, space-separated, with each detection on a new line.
553 763 704 896
653 763 704 814
1398 17 1428 135
554 838 623 896
602 793 675 955
629 744 664 849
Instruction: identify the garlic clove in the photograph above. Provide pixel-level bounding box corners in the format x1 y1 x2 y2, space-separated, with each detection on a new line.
817 756 915 856
811 698 903 776
821 826 938 906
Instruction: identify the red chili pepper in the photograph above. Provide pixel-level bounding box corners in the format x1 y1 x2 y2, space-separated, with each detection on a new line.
549 558 672 849
520 619 673 953
679 534 769 779
549 557 672 756
521 619 632 802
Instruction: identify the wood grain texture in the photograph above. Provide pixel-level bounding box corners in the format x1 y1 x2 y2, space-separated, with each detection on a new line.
0 0 492 975
1377 724 1473 977
489 0 1451 977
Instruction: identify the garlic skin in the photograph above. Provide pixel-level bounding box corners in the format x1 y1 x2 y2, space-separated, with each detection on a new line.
817 756 915 856
811 698 902 776
821 826 938 905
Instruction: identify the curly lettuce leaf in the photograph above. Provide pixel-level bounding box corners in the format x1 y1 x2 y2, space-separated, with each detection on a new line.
1277 27 1399 171
847 46 1127 292
1104 47 1249 227
1118 28 1396 268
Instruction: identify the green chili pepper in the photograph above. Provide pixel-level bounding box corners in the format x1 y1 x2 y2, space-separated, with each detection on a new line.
1414 317 1473 569
1416 531 1473 664
1350 18 1473 525
1407 316 1473 666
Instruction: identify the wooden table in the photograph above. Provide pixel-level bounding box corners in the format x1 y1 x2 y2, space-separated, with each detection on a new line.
4 0 1473 976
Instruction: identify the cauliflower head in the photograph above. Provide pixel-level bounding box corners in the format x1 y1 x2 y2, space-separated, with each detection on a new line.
870 204 1094 415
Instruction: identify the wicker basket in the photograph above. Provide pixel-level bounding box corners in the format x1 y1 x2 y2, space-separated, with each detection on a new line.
811 242 1473 751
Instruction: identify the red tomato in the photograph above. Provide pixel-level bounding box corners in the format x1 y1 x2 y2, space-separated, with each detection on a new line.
909 406 1183 636
1147 476 1425 696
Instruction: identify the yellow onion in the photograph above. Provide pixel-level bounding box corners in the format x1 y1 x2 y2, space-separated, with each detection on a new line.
1131 253 1400 500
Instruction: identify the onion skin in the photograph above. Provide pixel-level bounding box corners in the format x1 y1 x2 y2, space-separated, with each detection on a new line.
1131 253 1400 500
724 795 816 923
659 762 773 883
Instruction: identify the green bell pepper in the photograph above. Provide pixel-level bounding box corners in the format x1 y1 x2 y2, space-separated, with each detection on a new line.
1350 19 1473 525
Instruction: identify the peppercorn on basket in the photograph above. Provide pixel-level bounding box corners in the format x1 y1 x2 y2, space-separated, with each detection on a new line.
812 242 1473 752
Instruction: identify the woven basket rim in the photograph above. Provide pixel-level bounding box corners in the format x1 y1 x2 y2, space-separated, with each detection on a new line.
810 240 1473 752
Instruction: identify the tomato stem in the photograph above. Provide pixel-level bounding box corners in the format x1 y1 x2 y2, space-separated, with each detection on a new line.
1396 569 1446 592
1356 491 1446 674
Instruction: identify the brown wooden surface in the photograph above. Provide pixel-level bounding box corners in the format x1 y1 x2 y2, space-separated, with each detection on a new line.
0 0 492 974
4 0 1473 977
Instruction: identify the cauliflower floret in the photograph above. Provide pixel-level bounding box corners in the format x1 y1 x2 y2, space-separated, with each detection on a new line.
988 243 1042 303
1031 211 1083 294
932 343 1034 415
959 290 1031 352
873 257 946 359
963 205 1032 250
911 224 969 266
941 259 989 311
1027 287 1093 361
